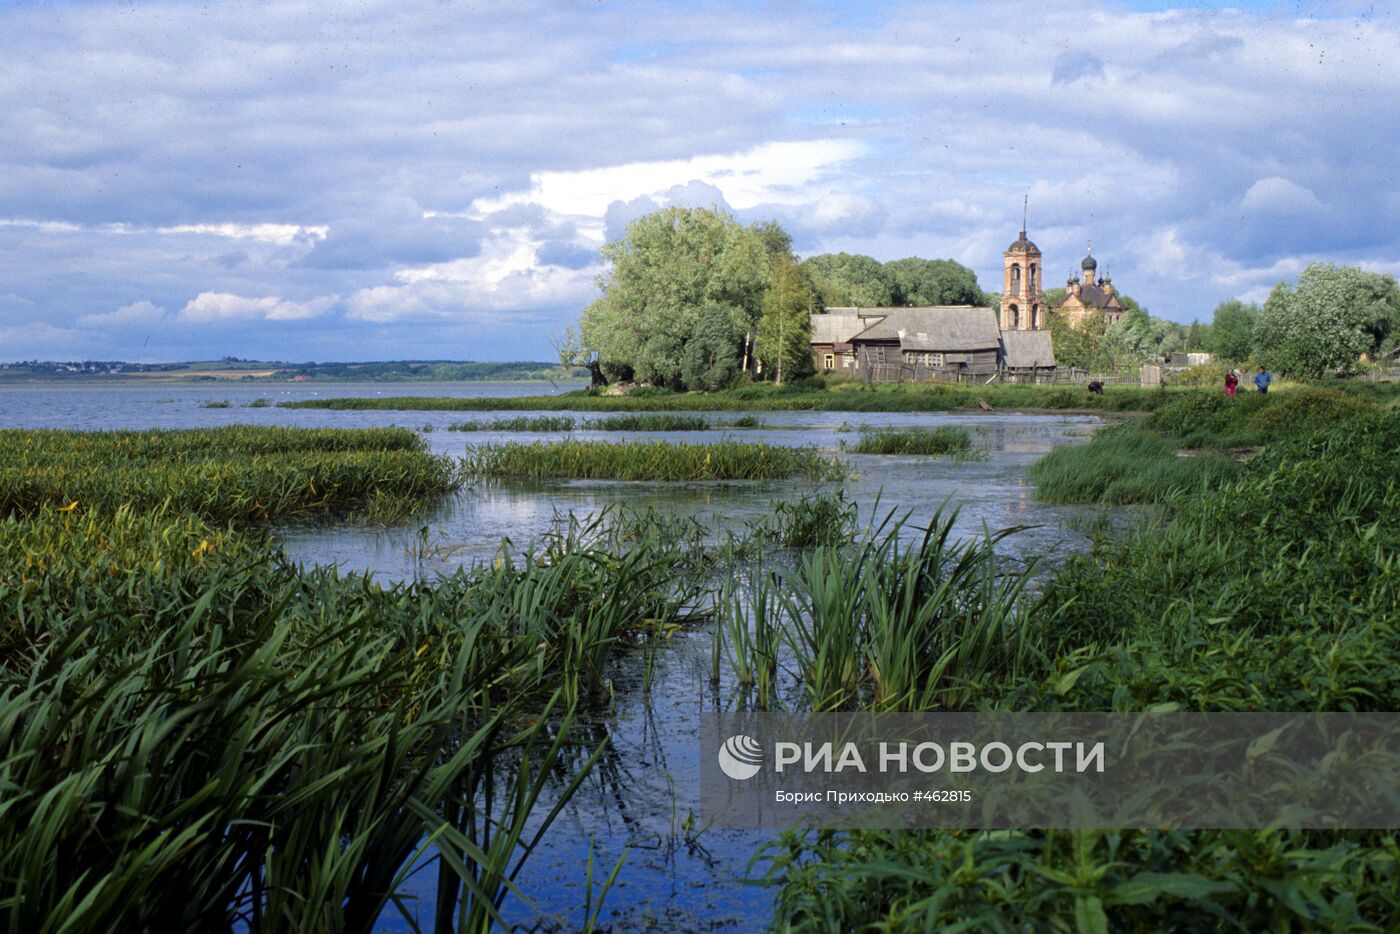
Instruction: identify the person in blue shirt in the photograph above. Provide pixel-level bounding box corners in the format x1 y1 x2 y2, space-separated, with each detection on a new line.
1255 365 1272 394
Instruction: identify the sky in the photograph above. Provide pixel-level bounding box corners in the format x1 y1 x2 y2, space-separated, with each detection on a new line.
0 0 1396 362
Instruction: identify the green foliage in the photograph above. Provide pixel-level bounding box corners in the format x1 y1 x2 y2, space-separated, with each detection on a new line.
1208 299 1259 363
800 252 895 307
447 415 578 432
884 256 988 306
680 302 744 391
850 426 975 456
0 427 462 522
765 828 1399 931
0 489 698 928
1256 262 1400 377
591 413 711 431
753 490 858 548
581 207 769 386
1029 425 1243 504
462 440 848 481
1049 308 1108 370
754 255 816 384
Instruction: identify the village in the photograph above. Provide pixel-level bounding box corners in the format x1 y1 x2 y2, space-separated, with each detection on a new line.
807 224 1206 385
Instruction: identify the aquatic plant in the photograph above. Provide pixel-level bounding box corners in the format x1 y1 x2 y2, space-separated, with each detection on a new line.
849 425 974 456
462 440 848 482
0 501 689 930
446 415 578 432
0 426 462 522
1029 425 1242 505
589 413 711 431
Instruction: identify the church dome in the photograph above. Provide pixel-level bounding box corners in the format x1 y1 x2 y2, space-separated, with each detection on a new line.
1006 230 1039 252
1081 253 1098 271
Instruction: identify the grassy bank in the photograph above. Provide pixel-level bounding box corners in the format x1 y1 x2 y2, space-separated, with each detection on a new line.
463 439 847 482
279 379 1179 414
0 426 461 522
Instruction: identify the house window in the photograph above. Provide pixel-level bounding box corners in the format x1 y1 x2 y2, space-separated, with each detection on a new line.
928 352 944 367
823 353 835 370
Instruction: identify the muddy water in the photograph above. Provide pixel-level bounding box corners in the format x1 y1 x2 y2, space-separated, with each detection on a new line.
0 381 1104 931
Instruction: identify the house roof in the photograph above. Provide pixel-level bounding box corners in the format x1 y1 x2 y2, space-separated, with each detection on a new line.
850 306 1002 351
809 313 866 345
1000 329 1056 368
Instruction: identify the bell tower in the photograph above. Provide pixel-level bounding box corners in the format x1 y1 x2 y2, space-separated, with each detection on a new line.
999 197 1047 330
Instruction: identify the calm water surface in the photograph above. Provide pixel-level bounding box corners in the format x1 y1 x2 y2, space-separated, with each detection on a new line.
0 380 1104 932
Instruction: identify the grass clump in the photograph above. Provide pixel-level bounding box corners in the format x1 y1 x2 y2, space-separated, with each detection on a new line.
0 426 462 522
849 425 974 456
590 413 711 431
200 399 231 408
753 490 858 548
464 439 847 482
1029 425 1243 504
446 415 577 432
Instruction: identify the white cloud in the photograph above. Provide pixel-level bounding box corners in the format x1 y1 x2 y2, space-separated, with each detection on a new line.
1240 177 1324 215
474 140 867 218
77 300 168 327
179 291 337 322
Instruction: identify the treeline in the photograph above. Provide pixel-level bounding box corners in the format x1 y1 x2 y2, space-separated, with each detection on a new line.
577 207 990 390
1202 263 1400 377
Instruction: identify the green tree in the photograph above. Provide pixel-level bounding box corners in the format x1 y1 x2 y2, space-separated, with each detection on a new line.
1256 262 1400 377
800 253 895 307
581 207 768 386
1207 299 1258 363
1049 310 1107 370
680 303 743 391
755 256 816 385
884 257 985 307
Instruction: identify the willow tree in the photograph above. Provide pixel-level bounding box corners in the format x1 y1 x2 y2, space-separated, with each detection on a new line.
580 207 769 387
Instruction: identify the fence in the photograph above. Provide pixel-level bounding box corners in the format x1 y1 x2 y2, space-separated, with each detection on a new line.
862 363 1139 386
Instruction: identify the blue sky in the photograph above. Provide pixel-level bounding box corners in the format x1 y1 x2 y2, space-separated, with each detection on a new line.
1 0 1395 362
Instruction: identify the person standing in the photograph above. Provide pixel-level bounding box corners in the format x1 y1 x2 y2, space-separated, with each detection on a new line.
1224 370 1238 396
1255 365 1272 394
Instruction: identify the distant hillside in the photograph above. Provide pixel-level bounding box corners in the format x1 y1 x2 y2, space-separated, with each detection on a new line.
0 358 584 382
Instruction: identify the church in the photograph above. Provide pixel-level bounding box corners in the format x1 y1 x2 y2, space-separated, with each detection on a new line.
998 223 1125 331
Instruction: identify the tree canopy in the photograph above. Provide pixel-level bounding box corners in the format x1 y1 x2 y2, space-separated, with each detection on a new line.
1206 299 1258 363
800 253 895 308
580 207 769 386
1256 262 1400 377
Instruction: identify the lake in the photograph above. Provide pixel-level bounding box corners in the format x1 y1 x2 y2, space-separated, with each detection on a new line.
0 379 1104 931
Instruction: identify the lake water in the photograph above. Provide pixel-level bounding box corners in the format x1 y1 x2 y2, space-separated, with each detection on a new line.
0 380 1104 931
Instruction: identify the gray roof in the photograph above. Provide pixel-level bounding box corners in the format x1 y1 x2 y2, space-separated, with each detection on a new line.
809 313 865 344
1000 329 1056 368
851 306 1001 352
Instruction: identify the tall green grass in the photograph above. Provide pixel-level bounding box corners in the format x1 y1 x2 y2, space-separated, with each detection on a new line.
849 425 974 456
0 503 693 930
1029 426 1243 504
463 440 847 481
764 385 1400 932
0 426 461 522
447 415 577 432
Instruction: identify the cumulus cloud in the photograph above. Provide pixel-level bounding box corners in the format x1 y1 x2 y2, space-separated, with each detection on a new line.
180 292 337 323
1 0 1399 357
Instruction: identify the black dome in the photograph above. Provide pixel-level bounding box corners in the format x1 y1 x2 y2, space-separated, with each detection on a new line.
1006 230 1039 252
1081 254 1098 271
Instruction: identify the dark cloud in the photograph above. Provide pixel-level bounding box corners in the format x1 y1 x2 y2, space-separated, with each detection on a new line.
298 198 485 270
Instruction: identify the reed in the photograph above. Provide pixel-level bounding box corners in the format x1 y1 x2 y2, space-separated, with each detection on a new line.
0 426 462 522
849 425 974 456
589 413 711 431
446 415 578 432
462 440 848 482
0 502 688 930
1029 425 1242 504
